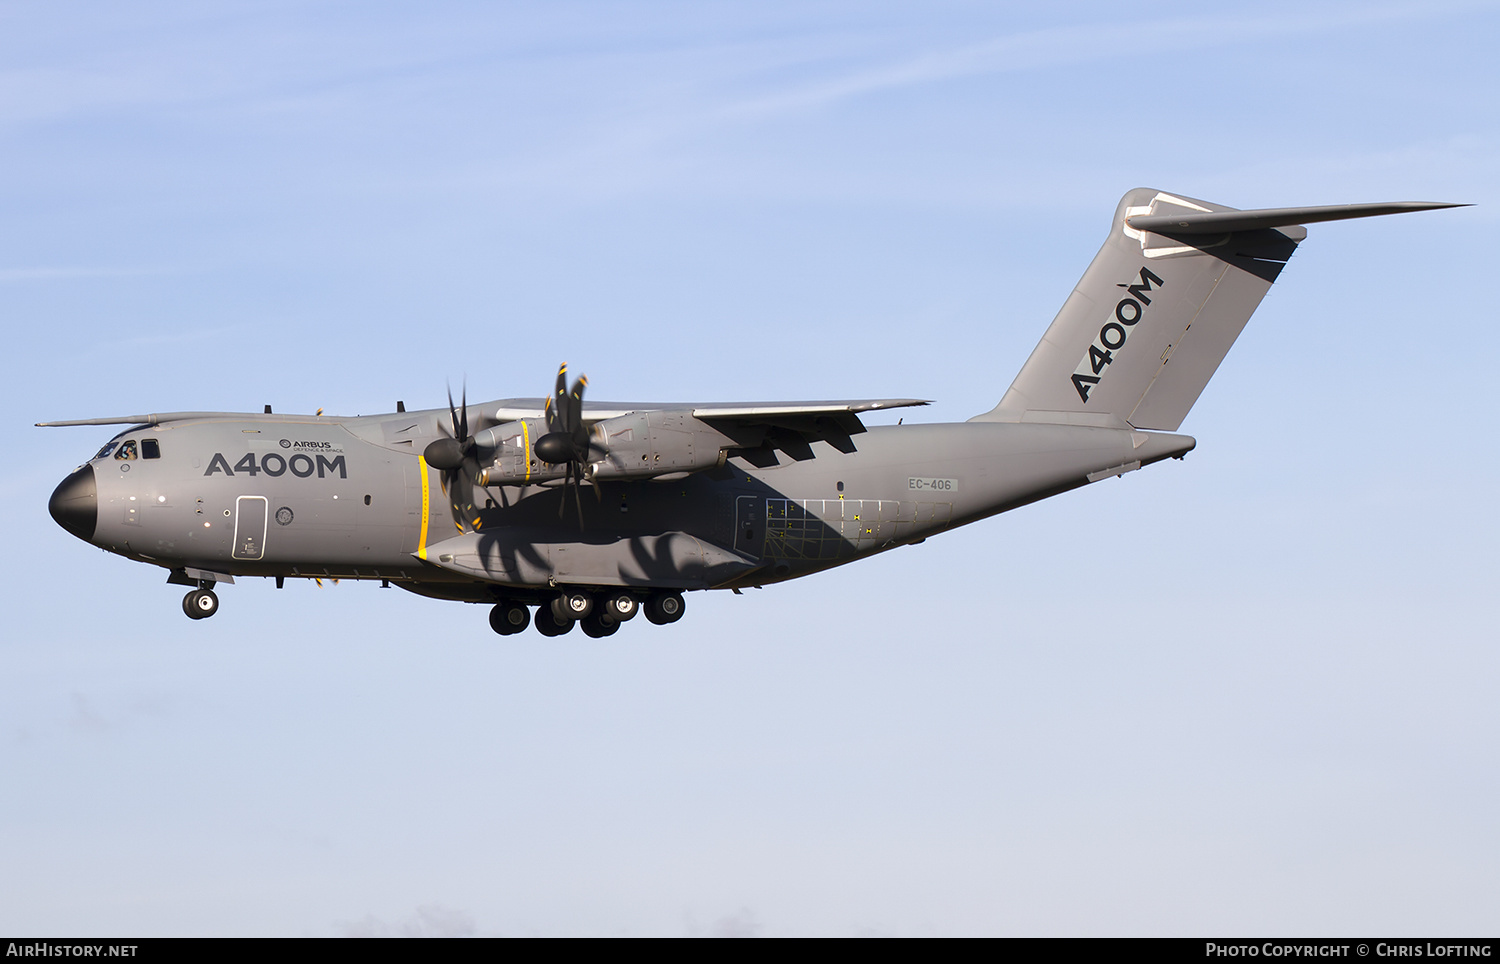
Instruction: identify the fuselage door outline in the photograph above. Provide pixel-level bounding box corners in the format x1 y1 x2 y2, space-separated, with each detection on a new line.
232 495 269 560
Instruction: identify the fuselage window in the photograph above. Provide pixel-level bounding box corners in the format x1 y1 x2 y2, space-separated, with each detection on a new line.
141 438 161 459
94 442 118 460
115 440 138 461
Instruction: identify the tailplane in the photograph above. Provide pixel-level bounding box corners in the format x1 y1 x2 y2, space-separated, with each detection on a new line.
973 189 1462 431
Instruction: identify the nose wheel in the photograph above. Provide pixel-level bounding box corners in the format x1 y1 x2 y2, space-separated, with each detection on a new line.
182 588 219 620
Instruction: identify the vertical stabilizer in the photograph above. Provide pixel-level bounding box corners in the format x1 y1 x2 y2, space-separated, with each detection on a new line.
974 188 1304 431
975 191 1460 430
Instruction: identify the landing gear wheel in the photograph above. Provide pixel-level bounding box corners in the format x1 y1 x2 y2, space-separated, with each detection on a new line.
550 590 593 623
182 588 219 620
581 612 620 638
645 591 685 625
489 602 530 636
533 605 574 637
601 592 639 622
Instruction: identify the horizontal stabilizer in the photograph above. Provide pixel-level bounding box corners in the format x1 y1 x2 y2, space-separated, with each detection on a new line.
1126 201 1466 235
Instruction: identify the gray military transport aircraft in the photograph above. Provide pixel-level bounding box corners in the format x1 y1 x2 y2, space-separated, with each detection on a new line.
41 189 1461 637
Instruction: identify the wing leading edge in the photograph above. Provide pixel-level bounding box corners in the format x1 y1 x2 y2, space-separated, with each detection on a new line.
39 399 931 429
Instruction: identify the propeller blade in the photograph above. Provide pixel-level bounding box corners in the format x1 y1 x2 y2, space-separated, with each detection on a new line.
568 375 588 452
569 463 585 529
459 380 469 443
548 364 568 435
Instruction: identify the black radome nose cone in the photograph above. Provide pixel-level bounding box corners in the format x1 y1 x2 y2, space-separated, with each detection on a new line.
49 464 97 542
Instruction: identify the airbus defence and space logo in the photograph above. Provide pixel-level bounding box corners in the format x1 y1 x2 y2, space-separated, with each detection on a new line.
1071 266 1164 403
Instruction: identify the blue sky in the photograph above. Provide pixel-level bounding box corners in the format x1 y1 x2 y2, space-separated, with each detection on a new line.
3 0 1498 936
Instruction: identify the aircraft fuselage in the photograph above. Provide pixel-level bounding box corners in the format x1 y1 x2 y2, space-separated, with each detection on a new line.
53 407 1194 604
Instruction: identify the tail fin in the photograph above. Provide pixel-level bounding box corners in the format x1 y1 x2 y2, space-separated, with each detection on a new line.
973 189 1462 431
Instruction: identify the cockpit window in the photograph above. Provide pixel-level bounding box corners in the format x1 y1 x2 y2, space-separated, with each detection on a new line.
141 438 161 459
94 442 118 460
115 440 138 461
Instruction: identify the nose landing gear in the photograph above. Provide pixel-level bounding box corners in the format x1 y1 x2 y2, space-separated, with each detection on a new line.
182 588 219 620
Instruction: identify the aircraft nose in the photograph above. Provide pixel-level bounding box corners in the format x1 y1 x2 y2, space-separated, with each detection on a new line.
48 464 97 542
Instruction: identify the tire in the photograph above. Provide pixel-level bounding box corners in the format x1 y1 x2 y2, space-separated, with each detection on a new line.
533 605 573 637
489 602 530 636
550 590 593 623
183 589 218 620
644 591 684 625
603 592 638 622
580 612 620 638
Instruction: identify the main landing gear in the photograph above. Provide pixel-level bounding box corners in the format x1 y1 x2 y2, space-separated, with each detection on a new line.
489 602 531 635
488 589 683 638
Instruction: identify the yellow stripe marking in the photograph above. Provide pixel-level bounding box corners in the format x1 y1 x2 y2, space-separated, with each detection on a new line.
417 456 431 560
522 419 532 482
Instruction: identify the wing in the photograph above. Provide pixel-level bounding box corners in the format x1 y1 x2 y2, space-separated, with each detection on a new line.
489 397 929 463
689 399 930 460
471 397 931 484
488 397 928 424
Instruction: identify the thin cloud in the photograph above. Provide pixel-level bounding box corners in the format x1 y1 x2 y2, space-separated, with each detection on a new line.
0 266 171 283
338 904 477 938
68 693 109 735
718 2 1490 121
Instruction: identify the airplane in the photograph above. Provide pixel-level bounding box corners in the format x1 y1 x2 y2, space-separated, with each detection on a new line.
40 188 1463 638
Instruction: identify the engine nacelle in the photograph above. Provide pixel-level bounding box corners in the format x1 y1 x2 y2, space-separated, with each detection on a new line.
472 418 564 486
586 411 732 480
471 413 733 485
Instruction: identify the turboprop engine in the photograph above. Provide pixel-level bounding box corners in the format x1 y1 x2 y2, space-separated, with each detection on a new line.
473 410 733 486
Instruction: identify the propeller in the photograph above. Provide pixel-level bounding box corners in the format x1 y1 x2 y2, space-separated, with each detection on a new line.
423 382 486 533
533 363 595 527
